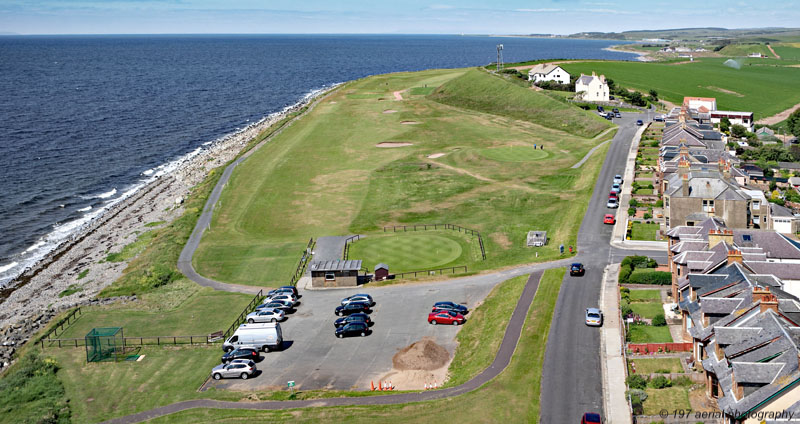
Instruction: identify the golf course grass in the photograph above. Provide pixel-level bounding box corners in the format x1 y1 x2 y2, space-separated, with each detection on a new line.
347 231 476 273
193 67 614 286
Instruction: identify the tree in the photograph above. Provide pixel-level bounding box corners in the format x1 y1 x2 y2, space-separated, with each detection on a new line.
628 91 646 107
648 89 659 101
720 117 731 134
731 124 748 138
787 108 800 137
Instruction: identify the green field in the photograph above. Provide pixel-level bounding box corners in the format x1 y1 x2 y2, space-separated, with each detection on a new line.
719 43 775 58
561 58 800 119
773 44 800 60
479 146 550 162
193 68 614 286
146 268 565 424
347 231 477 273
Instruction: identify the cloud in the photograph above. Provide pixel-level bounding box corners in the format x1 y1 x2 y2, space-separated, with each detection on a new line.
426 4 455 10
515 8 565 13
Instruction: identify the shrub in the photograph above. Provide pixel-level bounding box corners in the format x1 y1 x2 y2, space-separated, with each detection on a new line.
649 375 673 389
619 266 633 285
628 207 636 216
652 314 667 326
621 300 633 318
655 199 663 208
643 213 652 220
629 198 639 207
649 140 659 147
628 269 671 285
673 376 693 387
0 352 70 424
627 374 648 390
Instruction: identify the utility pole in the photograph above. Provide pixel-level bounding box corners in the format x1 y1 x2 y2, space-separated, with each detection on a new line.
496 44 504 71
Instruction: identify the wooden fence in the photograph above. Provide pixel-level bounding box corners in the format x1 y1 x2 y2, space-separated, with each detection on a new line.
382 223 486 260
37 306 82 344
628 342 693 354
392 265 468 280
40 334 220 349
288 238 315 287
342 235 360 260
223 289 265 340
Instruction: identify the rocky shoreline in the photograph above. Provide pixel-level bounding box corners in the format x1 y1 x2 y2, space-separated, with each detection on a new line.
0 86 335 371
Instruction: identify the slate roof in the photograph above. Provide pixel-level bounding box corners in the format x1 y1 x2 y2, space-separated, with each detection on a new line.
527 64 566 76
771 203 796 218
309 260 362 272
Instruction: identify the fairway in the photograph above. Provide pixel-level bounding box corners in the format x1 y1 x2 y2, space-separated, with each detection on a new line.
347 232 470 273
479 146 550 162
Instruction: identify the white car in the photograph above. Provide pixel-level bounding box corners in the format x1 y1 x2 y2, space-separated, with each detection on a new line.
585 308 603 327
606 198 618 208
246 308 285 323
262 294 297 306
613 175 623 185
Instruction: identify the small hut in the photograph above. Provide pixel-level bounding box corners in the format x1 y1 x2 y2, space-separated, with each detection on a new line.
526 231 547 247
374 263 389 281
309 260 362 287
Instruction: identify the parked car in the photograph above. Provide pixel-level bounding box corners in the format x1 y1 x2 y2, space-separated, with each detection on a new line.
604 113 613 120
612 108 619 114
606 198 618 208
613 174 623 185
432 301 468 315
335 321 370 338
611 183 621 194
581 412 602 424
654 115 665 122
263 293 297 306
341 294 375 306
614 112 621 118
221 347 259 364
570 263 585 276
267 287 297 298
223 323 282 353
636 119 644 126
603 214 616 225
263 300 294 311
608 191 618 200
585 308 603 327
334 312 371 328
277 285 299 297
246 308 284 323
597 105 605 113
428 309 465 325
335 301 370 316
211 359 257 380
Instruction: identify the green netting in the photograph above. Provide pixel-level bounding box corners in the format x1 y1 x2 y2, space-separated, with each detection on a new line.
85 327 124 363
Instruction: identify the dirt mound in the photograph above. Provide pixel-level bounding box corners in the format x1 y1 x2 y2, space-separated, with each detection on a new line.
400 120 420 125
376 142 413 148
383 109 397 114
393 337 450 371
427 153 445 159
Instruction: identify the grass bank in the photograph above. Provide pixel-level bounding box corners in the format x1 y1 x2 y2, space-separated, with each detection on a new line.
145 267 565 423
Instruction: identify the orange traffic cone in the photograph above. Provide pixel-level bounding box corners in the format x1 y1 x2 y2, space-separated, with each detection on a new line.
370 381 375 391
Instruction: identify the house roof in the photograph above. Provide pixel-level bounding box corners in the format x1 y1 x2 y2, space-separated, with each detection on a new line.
665 171 750 200
309 260 362 272
374 263 389 271
527 64 566 76
771 203 796 218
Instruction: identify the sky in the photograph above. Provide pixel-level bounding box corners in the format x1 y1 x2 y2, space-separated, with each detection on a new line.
0 0 798 35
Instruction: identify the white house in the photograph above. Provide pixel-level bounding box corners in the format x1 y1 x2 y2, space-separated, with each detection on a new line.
710 110 754 132
575 72 609 102
527 64 570 85
683 96 717 112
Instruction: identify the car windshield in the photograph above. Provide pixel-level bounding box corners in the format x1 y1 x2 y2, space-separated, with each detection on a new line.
588 313 600 319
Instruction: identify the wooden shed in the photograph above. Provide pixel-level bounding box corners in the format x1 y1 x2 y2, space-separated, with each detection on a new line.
309 260 362 288
374 263 389 281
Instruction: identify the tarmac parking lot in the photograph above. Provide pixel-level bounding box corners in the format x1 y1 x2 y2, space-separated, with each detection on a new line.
204 275 504 391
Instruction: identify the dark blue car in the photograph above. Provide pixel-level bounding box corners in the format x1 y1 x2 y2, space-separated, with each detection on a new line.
334 312 371 328
335 322 370 338
335 301 370 316
432 301 468 315
570 263 585 276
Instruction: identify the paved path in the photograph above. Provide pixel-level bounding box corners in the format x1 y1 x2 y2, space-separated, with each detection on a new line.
103 271 545 424
313 236 350 262
600 263 632 424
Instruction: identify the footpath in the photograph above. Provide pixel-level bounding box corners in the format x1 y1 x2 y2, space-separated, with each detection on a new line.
600 263 632 424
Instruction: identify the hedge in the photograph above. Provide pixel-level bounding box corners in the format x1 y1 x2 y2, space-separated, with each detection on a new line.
628 269 671 285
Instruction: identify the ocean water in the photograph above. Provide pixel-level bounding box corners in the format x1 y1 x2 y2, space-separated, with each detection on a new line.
0 34 636 286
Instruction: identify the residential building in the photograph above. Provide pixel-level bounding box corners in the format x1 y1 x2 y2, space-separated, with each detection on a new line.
527 64 570 85
711 111 755 132
664 168 752 229
741 189 770 229
770 203 800 235
574 72 609 102
684 96 717 112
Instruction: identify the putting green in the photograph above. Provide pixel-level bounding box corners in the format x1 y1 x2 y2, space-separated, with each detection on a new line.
479 146 550 162
348 233 465 273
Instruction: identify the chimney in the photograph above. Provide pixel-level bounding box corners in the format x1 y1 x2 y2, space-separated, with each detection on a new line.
708 229 734 248
727 249 743 265
717 158 726 172
682 173 690 196
760 293 779 314
753 285 771 302
723 162 731 179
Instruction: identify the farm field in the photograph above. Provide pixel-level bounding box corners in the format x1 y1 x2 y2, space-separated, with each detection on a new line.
560 58 800 119
194 67 615 286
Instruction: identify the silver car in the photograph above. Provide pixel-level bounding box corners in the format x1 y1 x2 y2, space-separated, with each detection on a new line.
246 308 284 323
211 359 257 380
585 308 603 327
341 294 375 306
613 175 623 185
606 198 618 208
262 294 297 306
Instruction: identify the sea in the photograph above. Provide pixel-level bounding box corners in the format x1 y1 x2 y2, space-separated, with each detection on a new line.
0 34 637 287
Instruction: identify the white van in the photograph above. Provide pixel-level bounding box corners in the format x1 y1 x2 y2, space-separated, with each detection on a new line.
223 323 283 353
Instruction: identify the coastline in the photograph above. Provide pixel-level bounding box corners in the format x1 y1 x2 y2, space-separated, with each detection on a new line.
602 45 652 62
0 84 337 337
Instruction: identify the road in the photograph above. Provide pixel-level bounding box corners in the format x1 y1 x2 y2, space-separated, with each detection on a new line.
540 113 664 423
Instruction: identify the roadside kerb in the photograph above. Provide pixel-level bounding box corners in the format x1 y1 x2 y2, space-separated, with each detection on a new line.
600 263 633 424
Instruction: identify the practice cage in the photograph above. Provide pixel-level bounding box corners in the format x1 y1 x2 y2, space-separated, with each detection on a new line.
85 327 124 362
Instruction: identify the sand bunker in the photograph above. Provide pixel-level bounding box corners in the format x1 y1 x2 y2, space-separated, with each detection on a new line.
427 153 445 159
383 109 397 114
400 121 420 125
376 142 413 148
393 337 450 371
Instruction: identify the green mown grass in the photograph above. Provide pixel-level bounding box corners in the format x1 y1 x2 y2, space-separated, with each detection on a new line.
347 231 476 273
627 357 684 374
479 146 550 162
630 301 665 319
145 268 565 424
773 44 800 60
628 289 661 302
631 222 660 240
561 58 800 119
627 324 673 343
642 387 691 415
429 68 611 138
194 68 612 286
719 43 775 58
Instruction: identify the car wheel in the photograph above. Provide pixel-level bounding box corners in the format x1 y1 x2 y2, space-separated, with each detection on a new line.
360 332 366 337
431 320 437 325
452 321 459 326
224 347 233 353
263 345 271 353
213 373 222 380
241 373 249 380
271 318 277 323
248 319 255 323
337 333 343 338
336 311 342 316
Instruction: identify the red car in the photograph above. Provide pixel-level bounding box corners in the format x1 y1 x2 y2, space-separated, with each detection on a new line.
428 310 465 325
603 214 615 225
581 412 602 424
609 191 618 200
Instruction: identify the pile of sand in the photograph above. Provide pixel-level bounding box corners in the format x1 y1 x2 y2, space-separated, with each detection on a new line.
383 109 397 114
376 142 413 148
392 337 450 371
427 153 445 159
400 120 420 125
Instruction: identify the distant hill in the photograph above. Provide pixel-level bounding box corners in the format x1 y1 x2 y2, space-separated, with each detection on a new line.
566 27 800 43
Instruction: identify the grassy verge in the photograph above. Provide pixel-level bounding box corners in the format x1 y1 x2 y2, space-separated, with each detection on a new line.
104 230 157 263
627 357 684 374
145 268 565 423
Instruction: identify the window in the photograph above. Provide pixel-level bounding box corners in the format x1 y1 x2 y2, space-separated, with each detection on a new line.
752 200 760 210
702 199 714 212
325 273 335 281
753 215 760 224
743 234 752 242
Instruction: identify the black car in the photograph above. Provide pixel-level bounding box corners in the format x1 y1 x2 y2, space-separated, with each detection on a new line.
334 312 371 328
278 285 299 297
263 300 293 311
570 263 585 276
335 301 370 316
335 322 369 338
612 108 619 114
221 347 259 364
432 301 468 315
636 119 644 126
604 113 613 120
597 105 604 113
